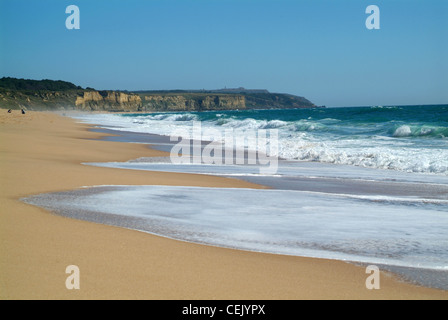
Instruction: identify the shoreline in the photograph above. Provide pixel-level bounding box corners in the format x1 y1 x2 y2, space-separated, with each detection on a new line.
81 122 448 291
23 183 448 291
1 111 447 299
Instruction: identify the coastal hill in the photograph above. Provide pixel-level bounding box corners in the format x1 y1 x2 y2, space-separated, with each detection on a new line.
0 77 320 112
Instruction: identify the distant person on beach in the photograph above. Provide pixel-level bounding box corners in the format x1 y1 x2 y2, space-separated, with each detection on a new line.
7 109 12 113
21 109 26 115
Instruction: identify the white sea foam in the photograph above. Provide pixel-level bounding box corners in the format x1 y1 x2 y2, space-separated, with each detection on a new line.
73 113 448 175
85 160 448 185
23 185 448 270
393 125 412 137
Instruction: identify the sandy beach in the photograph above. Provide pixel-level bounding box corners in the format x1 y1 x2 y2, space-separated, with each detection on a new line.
1 111 447 300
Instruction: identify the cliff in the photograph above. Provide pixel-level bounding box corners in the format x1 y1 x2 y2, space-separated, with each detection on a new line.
0 88 143 112
142 94 246 111
75 91 142 111
137 90 317 111
0 78 320 112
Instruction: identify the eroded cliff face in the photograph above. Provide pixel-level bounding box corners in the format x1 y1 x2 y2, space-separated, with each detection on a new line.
201 95 246 110
143 95 246 111
75 91 142 111
1 88 317 112
0 77 318 111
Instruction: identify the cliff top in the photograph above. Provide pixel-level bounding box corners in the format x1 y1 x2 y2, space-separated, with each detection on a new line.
0 77 82 91
0 77 319 111
135 87 270 94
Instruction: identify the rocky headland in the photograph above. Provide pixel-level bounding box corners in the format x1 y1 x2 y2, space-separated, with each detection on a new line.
0 77 321 112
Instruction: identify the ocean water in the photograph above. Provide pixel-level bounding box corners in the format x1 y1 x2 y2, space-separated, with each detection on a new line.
43 105 448 290
76 105 448 175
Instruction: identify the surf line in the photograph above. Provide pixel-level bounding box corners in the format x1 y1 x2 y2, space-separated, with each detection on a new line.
169 121 279 174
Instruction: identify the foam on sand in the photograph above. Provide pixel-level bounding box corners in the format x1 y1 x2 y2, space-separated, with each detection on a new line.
23 185 448 289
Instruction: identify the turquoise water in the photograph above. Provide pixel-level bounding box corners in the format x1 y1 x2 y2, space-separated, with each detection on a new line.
78 105 448 174
123 104 448 139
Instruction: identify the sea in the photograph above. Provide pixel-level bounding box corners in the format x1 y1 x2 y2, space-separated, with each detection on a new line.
24 104 448 290
78 104 448 175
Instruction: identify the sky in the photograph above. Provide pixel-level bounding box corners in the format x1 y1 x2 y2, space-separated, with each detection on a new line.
0 0 447 107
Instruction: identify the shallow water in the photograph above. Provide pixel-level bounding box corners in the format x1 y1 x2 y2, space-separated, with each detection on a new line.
23 184 448 289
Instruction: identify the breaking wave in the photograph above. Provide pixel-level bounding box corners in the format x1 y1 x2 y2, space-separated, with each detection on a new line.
76 105 448 175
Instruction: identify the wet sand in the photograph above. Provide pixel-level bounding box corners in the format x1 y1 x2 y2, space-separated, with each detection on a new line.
1 110 447 299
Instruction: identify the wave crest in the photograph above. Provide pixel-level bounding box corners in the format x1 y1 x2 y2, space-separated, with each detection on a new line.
392 125 448 138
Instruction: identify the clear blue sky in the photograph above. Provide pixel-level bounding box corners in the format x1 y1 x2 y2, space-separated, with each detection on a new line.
0 0 447 106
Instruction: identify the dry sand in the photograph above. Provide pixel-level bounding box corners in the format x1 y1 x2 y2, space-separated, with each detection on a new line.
1 111 447 300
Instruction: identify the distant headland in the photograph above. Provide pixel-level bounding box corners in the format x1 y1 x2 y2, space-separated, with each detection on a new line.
0 77 322 112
